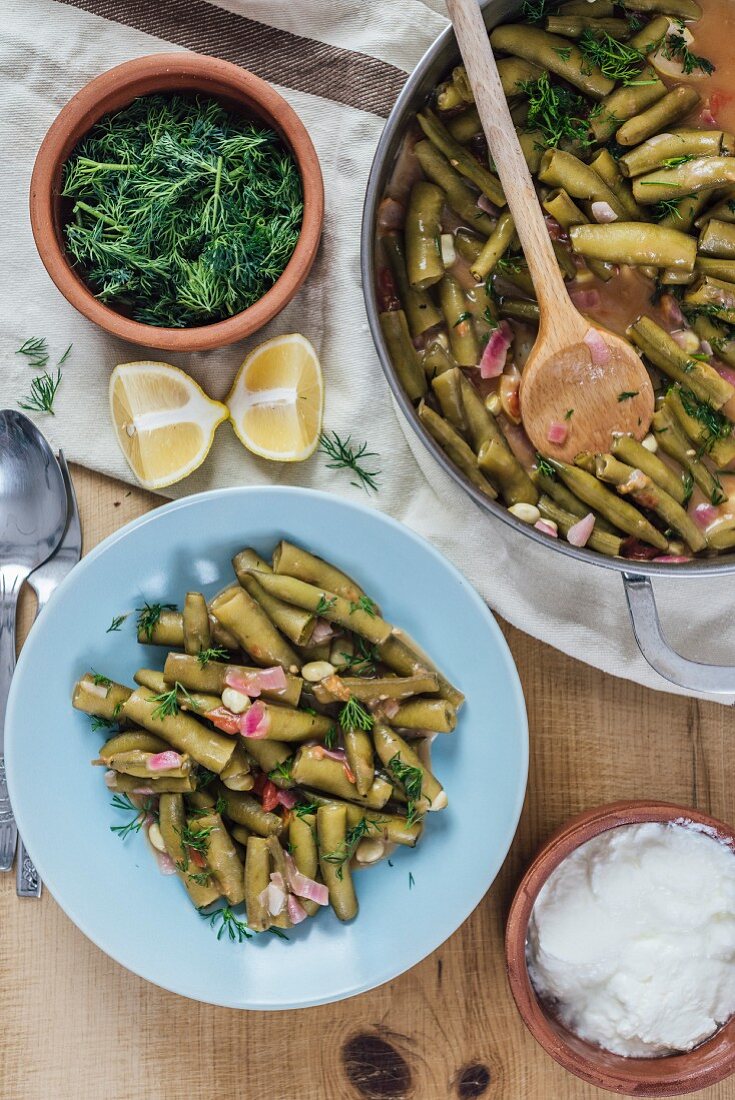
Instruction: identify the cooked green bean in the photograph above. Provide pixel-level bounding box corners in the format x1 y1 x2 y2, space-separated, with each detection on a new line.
72 674 132 722
447 107 483 144
657 192 709 233
695 190 735 227
95 748 193 779
703 517 735 549
570 222 696 271
373 726 446 812
210 586 300 672
388 698 457 734
623 0 701 17
378 635 465 710
243 740 294 788
544 15 631 37
272 540 364 603
699 218 735 259
318 804 358 922
379 310 428 402
182 592 210 657
405 181 444 291
542 190 615 280
589 149 642 221
439 58 542 113
470 212 516 282
533 468 614 529
559 0 615 14
292 747 392 808
626 314 734 407
612 433 688 504
133 668 221 714
537 496 623 557
159 794 221 908
232 548 315 647
304 792 424 848
244 570 392 645
439 275 480 367
382 231 443 337
219 742 254 791
618 87 701 148
552 461 668 548
313 674 439 705
417 109 505 206
590 68 666 142
633 156 735 204
684 274 735 324
214 784 284 836
244 836 272 931
161 652 302 707
104 771 196 794
414 141 495 236
191 813 245 905
99 730 169 757
489 25 614 99
456 371 506 455
121 688 236 773
289 813 321 916
692 315 735 369
695 257 735 283
136 608 237 650
432 368 469 434
478 437 539 506
594 453 706 552
665 388 735 468
418 402 498 499
538 150 625 218
243 701 333 743
653 404 726 503
422 339 457 381
620 131 732 179
498 298 541 323
343 729 375 798
627 14 670 51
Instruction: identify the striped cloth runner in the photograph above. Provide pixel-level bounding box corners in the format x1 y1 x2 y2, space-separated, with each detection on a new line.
1 0 731 701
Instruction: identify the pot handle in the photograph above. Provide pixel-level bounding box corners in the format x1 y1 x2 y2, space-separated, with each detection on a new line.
623 572 735 696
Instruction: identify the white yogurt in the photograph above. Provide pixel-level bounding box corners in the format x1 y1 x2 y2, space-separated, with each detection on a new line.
527 821 735 1057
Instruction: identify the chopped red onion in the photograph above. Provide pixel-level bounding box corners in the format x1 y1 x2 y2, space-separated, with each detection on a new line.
377 197 404 232
154 849 178 875
569 287 601 311
547 420 568 445
479 321 513 379
477 194 499 216
240 700 270 739
700 106 717 127
147 750 182 773
225 665 287 698
132 786 156 796
591 201 618 223
700 340 713 357
287 895 308 925
567 512 596 548
262 880 287 916
716 363 735 387
312 745 347 763
311 618 335 644
660 294 684 327
534 519 558 538
284 852 330 906
276 788 299 810
694 502 720 528
584 327 609 365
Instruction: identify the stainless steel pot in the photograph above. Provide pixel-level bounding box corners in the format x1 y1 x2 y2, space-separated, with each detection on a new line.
361 0 735 697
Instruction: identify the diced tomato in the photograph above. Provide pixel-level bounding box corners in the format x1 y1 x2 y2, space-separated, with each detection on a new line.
343 762 357 785
251 773 267 796
206 707 240 734
261 780 280 813
187 846 207 869
710 90 734 115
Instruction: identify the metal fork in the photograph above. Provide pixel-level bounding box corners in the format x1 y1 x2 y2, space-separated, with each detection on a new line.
16 452 82 898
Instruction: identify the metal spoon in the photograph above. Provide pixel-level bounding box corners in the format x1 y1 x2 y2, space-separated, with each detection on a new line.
445 0 654 462
0 411 67 871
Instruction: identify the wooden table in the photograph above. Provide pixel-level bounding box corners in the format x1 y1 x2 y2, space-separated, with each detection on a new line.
1 465 732 1100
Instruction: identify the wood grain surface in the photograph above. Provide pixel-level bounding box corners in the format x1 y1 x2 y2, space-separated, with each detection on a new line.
1 465 732 1100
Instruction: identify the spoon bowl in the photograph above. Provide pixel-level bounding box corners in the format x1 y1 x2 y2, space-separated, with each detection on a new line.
0 410 67 870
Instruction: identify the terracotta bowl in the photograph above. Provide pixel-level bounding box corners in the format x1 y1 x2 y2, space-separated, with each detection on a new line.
506 801 735 1097
29 53 324 351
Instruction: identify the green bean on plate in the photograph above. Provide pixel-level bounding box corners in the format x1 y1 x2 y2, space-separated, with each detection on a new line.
375 0 735 561
73 541 462 936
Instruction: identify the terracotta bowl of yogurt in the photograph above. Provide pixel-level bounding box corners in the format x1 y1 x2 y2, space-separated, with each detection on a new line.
506 801 735 1097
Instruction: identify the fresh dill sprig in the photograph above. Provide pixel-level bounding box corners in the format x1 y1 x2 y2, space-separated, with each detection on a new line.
188 870 213 886
520 0 557 24
578 30 646 86
269 758 294 784
315 594 337 616
678 388 733 454
520 73 598 151
269 926 290 941
339 696 374 732
150 681 200 721
453 310 472 327
339 638 379 677
136 601 176 640
321 817 380 880
110 793 152 840
90 715 115 732
16 337 49 369
197 645 228 666
408 872 415 890
18 368 62 415
660 154 698 169
682 472 694 507
388 752 424 828
106 614 129 633
197 768 217 789
324 725 337 750
62 94 303 328
662 28 715 75
319 431 381 494
535 454 556 479
91 671 112 687
618 391 639 402
201 905 253 943
349 596 377 618
652 195 692 222
294 800 320 819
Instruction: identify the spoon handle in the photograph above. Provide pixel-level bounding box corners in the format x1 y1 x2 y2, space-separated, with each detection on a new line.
0 567 22 871
445 0 571 323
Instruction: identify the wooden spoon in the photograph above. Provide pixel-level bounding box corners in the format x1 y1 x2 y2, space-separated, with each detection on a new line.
445 0 654 464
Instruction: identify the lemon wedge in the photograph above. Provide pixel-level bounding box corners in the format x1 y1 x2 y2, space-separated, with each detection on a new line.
109 361 227 490
226 334 323 461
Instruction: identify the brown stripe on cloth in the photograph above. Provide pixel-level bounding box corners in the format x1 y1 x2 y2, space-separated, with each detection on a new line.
55 0 408 117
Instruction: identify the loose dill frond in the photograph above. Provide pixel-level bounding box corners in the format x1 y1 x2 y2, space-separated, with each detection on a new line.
315 594 337 615
16 336 49 369
618 391 639 402
62 95 303 328
349 596 377 618
110 794 153 839
408 872 416 890
269 758 294 784
319 431 381 493
150 681 200 720
106 614 129 633
197 646 228 666
321 817 381 880
136 601 176 640
188 870 213 886
535 454 556 479
388 753 424 828
520 73 598 150
90 715 114 732
339 638 379 677
201 905 253 943
521 0 557 24
660 154 698 169
324 725 337 750
682 472 694 507
294 800 320 819
18 368 62 415
578 30 645 86
91 671 112 687
339 696 374 732
196 768 217 789
652 195 693 222
678 388 733 454
662 29 715 75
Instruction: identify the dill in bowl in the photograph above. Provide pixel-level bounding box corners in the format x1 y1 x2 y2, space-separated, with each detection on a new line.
61 94 303 328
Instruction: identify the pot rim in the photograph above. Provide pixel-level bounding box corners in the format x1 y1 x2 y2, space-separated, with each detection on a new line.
504 800 735 1095
30 52 324 352
359 4 735 580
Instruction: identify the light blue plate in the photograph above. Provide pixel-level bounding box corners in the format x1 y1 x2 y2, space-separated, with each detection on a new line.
6 487 527 1009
